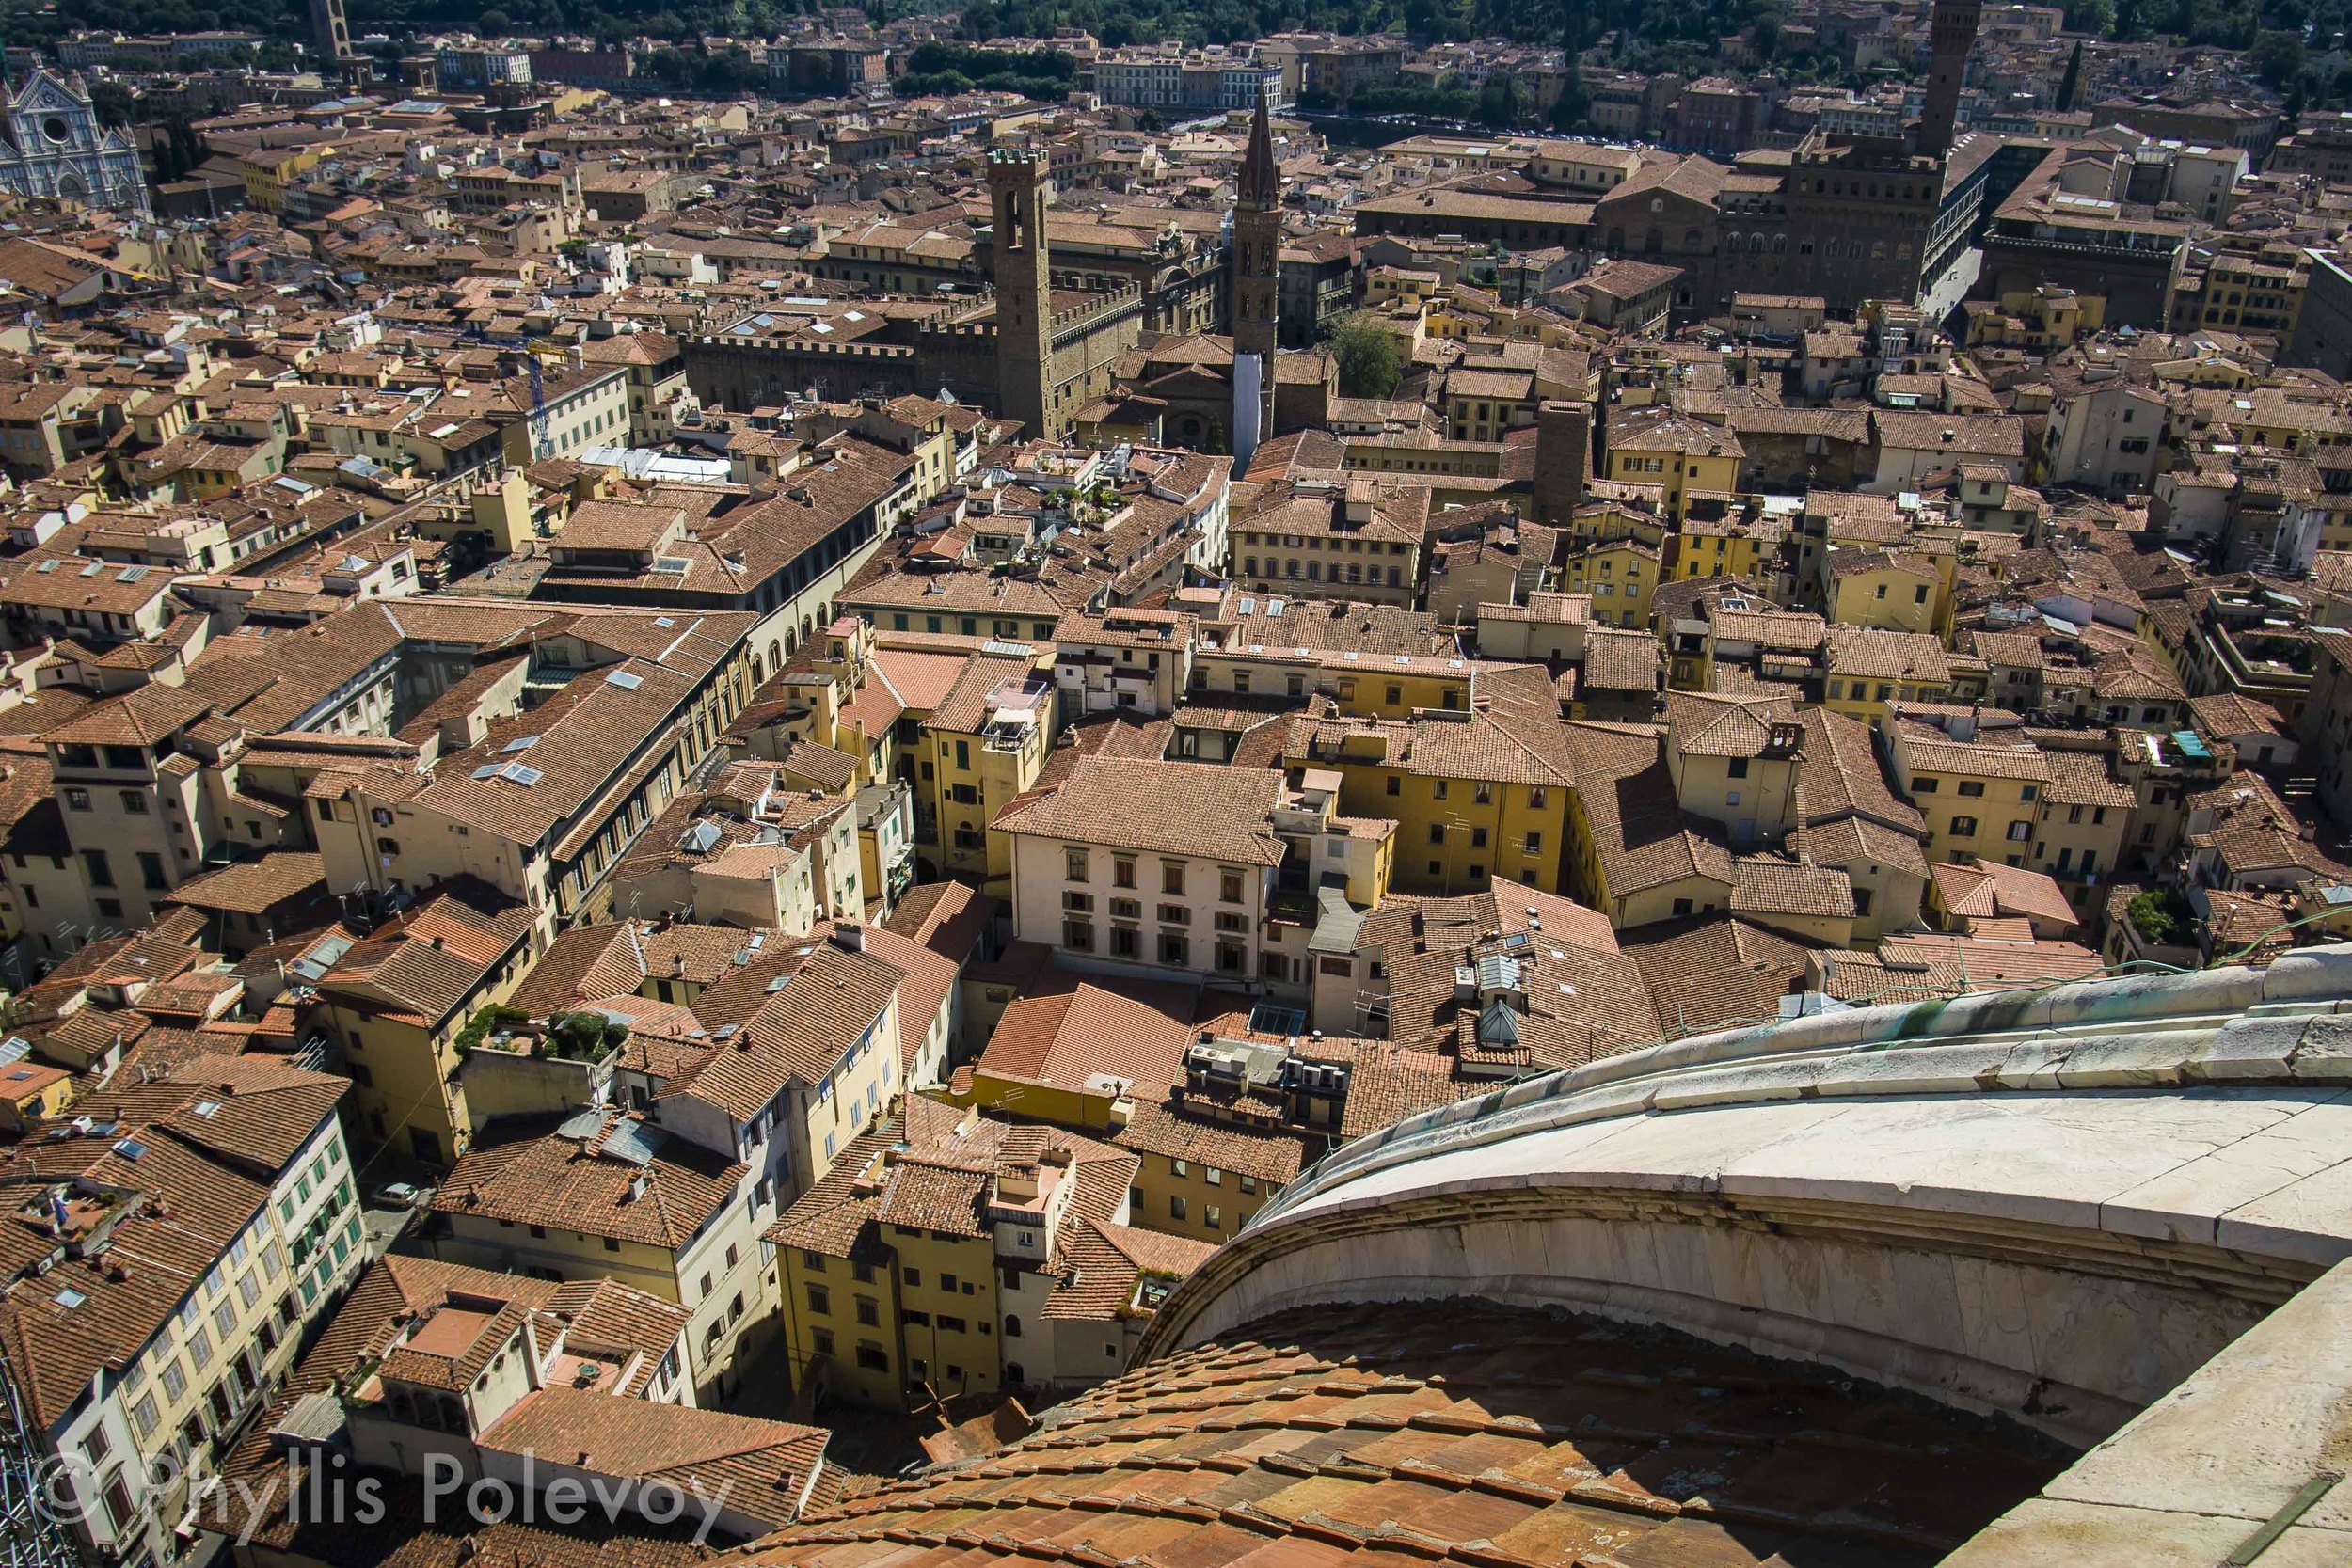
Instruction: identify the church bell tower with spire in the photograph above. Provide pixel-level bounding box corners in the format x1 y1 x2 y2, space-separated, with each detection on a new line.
1231 94 1280 467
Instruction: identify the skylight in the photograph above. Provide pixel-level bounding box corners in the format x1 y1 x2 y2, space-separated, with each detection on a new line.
501 736 541 753
500 763 544 786
605 670 644 690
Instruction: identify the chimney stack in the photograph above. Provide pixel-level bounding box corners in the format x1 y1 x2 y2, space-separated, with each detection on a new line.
1533 402 1591 527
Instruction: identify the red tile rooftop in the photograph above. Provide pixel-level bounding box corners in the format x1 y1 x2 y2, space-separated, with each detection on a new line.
401 1304 501 1359
736 1299 2068 1568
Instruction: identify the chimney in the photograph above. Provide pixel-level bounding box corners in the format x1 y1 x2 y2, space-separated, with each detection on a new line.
831 923 864 953
1533 402 1591 526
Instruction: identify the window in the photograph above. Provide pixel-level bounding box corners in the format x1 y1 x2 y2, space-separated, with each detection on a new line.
1727 758 1749 779
1220 869 1244 904
855 1344 887 1370
806 1283 831 1314
1065 847 1089 881
1004 1315 1023 1338
1063 891 1095 912
1429 824 1446 845
63 789 89 812
1205 1206 1223 1228
119 791 148 815
138 852 167 892
2008 820 2032 841
1523 832 1542 853
1162 863 1185 895
855 1298 879 1326
1957 781 1985 798
1169 1196 1187 1220
1911 778 1938 793
81 849 112 889
1160 931 1189 965
1114 857 1136 888
903 1267 921 1287
1385 776 1401 796
378 837 402 857
1949 816 1979 838
1063 918 1094 951
1109 925 1138 958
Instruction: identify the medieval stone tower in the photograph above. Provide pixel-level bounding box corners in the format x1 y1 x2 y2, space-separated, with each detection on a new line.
1232 96 1281 462
987 148 1057 442
1917 0 1981 160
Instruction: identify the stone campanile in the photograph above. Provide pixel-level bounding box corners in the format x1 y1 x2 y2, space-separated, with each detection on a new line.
1917 0 1980 160
1231 95 1281 465
988 147 1057 442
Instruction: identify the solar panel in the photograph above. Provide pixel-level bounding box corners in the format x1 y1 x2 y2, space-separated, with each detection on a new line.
118 565 150 582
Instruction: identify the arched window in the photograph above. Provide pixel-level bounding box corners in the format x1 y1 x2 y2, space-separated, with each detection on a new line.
1004 1314 1023 1338
1682 229 1702 251
1871 241 1887 261
1773 234 1788 254
1749 232 1765 253
1826 237 1842 257
1645 228 1662 253
1005 1362 1025 1384
1606 227 1624 251
1896 243 1913 261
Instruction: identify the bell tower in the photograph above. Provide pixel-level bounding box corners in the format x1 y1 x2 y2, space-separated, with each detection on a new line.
1917 0 1980 160
1231 95 1281 466
987 148 1057 442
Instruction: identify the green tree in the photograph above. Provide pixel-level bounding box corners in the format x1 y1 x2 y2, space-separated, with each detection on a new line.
2250 29 2306 87
1326 314 1403 399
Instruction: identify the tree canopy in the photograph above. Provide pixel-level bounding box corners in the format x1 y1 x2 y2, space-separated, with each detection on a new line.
1326 314 1403 400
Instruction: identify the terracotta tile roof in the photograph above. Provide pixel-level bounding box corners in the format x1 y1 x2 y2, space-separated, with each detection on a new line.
1111 1096 1314 1183
1561 722 1736 901
0 1059 344 1428
736 1300 2061 1568
318 879 538 1026
159 852 328 916
972 970 1205 1101
1041 1216 1216 1321
479 1386 828 1529
1930 860 2077 928
1623 915 1830 1038
1731 855 1856 920
993 756 1287 865
433 1107 747 1248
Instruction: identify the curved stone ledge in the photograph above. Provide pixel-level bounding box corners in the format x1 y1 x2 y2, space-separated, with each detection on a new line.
1139 949 2352 1452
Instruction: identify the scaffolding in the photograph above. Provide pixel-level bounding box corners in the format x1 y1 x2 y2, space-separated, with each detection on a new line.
0 1333 79 1568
